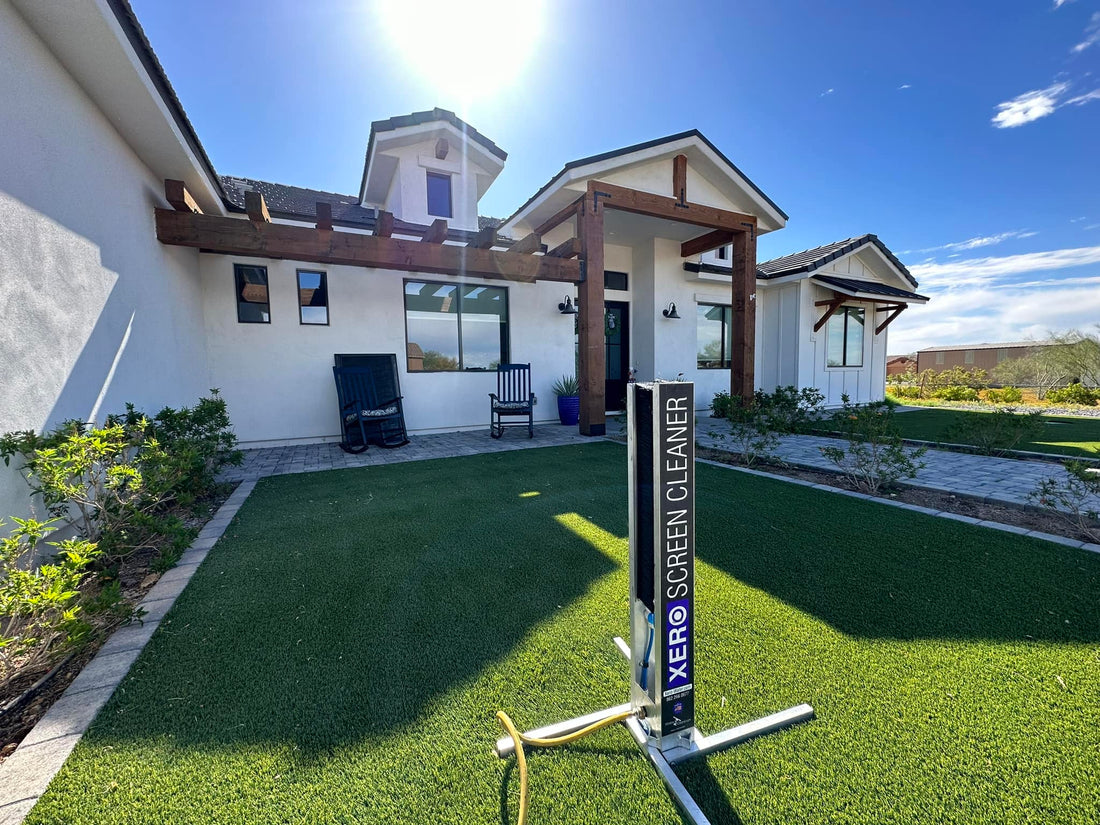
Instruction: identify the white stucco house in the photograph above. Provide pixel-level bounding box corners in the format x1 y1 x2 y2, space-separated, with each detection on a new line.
0 0 928 521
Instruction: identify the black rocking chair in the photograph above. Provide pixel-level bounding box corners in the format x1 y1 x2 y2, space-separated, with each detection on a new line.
332 356 410 453
489 363 535 439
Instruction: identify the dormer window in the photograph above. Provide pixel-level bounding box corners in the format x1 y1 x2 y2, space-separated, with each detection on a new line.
716 245 728 261
426 171 452 218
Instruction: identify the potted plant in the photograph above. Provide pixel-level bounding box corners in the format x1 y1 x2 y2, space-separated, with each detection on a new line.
551 375 580 426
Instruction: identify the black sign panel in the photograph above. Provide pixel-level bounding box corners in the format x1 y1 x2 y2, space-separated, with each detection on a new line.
657 383 694 736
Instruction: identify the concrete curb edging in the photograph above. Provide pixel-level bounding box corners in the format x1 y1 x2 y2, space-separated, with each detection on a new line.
695 458 1100 555
0 480 258 825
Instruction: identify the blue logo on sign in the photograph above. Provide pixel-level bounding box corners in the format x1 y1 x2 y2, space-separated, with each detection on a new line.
666 599 690 688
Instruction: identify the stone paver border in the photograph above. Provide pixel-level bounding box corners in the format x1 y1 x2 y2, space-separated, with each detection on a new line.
0 480 257 825
696 457 1100 555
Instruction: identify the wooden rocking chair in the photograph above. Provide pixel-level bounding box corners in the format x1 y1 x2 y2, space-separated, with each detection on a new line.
489 363 535 439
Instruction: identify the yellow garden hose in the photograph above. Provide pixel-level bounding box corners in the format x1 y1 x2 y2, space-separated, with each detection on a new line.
496 708 638 825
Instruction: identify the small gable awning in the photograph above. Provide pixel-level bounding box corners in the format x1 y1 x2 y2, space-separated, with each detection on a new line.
812 274 929 305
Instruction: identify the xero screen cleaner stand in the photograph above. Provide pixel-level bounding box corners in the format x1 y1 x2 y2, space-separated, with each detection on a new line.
495 382 813 825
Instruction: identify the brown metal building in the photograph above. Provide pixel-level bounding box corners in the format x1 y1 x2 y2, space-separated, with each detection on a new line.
915 341 1040 373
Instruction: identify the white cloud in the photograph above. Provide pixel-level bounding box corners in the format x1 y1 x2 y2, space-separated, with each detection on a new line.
1072 12 1100 53
1054 0 1075 8
1070 216 1087 222
1066 88 1100 105
992 82 1068 127
898 83 912 90
820 88 834 97
1087 223 1100 230
913 230 1037 254
909 245 1100 287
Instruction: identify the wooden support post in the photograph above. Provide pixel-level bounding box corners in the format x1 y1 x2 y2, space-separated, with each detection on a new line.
813 297 846 333
509 232 542 255
547 237 581 259
315 202 333 232
731 228 757 406
375 210 394 237
577 196 606 436
422 219 448 244
673 154 687 205
875 304 906 335
164 179 202 213
245 190 271 227
469 225 498 249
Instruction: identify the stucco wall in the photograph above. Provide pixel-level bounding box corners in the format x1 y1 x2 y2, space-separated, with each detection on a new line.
199 252 577 444
0 0 209 522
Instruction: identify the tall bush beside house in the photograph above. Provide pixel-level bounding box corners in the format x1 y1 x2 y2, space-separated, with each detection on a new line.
0 518 99 690
819 396 926 494
710 391 733 419
1046 383 1098 406
551 375 580 426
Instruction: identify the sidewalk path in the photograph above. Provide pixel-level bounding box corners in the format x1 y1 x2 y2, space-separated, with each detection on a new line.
696 426 1098 512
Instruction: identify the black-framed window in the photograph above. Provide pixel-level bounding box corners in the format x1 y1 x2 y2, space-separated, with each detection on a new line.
716 245 729 261
426 171 452 218
697 303 733 369
604 270 629 291
826 306 865 367
234 264 270 323
297 270 329 325
404 280 508 371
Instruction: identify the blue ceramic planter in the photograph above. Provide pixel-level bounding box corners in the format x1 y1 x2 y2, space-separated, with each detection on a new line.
557 395 580 426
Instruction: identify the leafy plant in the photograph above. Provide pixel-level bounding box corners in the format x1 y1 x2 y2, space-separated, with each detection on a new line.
888 385 921 399
754 386 826 434
710 391 734 419
708 397 779 468
0 518 99 689
930 385 981 402
819 396 926 494
1030 459 1100 543
1046 383 1098 406
550 375 579 397
985 386 1023 403
945 408 1045 455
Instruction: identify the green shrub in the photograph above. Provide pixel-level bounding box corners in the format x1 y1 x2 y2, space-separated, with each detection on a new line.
1030 457 1100 542
711 391 733 419
985 387 1023 403
945 407 1045 455
1046 383 1098 406
709 396 778 468
888 385 921 399
819 396 926 494
0 517 99 689
753 386 826 433
931 385 981 402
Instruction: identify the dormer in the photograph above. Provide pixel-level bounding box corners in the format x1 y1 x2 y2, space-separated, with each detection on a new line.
357 108 507 233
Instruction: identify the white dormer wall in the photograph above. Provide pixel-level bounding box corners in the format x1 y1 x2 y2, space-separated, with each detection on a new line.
372 140 491 231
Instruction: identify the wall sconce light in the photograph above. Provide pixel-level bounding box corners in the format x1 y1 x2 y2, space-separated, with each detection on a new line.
558 296 578 315
662 301 681 319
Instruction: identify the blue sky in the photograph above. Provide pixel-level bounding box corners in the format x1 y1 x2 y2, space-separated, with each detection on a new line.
132 0 1099 353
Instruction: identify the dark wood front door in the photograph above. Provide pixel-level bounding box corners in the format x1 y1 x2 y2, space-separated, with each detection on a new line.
604 301 630 411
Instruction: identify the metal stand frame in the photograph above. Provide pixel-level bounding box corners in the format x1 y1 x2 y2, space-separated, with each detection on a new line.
494 639 814 825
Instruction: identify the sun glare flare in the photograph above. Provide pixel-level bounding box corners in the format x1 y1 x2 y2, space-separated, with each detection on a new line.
375 0 545 102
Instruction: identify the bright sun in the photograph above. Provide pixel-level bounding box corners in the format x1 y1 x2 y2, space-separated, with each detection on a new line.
375 0 546 102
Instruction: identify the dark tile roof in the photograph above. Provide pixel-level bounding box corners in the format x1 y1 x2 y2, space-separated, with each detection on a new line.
813 274 928 302
756 234 918 287
221 176 376 227
503 129 788 228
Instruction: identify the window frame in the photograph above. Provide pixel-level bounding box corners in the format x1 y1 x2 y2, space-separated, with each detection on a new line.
964 350 975 365
402 278 510 373
234 263 270 324
604 270 629 291
935 351 945 365
825 306 866 369
296 269 329 326
716 245 729 261
696 302 733 370
425 171 453 219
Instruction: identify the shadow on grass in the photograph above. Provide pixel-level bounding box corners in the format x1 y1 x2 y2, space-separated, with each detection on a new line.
694 462 1100 644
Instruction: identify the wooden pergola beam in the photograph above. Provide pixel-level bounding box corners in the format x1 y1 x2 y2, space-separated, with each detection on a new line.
731 229 757 405
468 225 498 249
375 210 394 238
588 179 758 233
813 297 846 333
577 197 606 436
673 154 687 205
154 209 581 284
509 232 542 255
547 237 581 259
422 218 448 244
875 304 906 335
244 190 271 227
164 179 202 214
534 196 583 238
681 229 734 258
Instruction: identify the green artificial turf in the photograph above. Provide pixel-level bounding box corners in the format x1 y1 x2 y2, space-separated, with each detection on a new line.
857 407 1100 458
28 442 1100 824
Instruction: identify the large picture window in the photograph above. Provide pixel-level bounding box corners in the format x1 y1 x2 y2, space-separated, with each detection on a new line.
234 264 270 323
826 306 865 367
697 303 733 369
404 280 508 371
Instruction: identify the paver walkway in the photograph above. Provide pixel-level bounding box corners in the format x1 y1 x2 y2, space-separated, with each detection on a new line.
221 423 620 482
697 425 1098 511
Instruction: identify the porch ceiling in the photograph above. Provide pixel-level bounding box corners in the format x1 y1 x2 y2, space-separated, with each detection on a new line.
603 210 704 246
